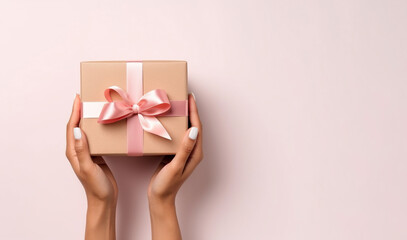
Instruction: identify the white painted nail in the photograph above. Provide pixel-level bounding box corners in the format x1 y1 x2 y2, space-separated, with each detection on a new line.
191 92 196 102
74 127 82 140
189 127 198 140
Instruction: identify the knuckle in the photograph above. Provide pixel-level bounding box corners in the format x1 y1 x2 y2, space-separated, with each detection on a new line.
76 174 84 182
80 164 92 175
65 150 71 159
171 162 184 173
66 119 75 128
183 142 194 153
75 144 85 153
192 153 204 162
65 148 77 160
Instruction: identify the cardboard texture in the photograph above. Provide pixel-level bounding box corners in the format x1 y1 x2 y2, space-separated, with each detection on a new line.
80 61 188 156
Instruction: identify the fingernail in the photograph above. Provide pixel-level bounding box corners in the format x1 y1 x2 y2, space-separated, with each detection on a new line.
189 127 198 140
190 92 196 102
74 127 82 140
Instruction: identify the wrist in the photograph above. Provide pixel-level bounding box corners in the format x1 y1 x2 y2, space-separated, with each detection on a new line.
148 196 176 215
87 194 117 208
86 198 116 240
87 197 116 212
148 193 175 207
86 199 116 226
148 195 181 240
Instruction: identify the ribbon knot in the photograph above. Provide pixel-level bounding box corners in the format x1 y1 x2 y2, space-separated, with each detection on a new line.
132 104 139 114
98 86 172 140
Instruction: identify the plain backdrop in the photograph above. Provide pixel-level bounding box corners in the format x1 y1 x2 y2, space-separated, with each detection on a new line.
0 0 406 239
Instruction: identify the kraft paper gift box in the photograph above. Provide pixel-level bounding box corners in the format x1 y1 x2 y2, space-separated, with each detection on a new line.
80 61 188 156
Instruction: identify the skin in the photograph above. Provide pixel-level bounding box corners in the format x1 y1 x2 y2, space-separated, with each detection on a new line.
148 94 204 240
66 94 118 240
65 93 203 240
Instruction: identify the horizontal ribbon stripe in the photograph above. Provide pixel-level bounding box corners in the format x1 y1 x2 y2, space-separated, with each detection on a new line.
82 100 187 118
82 102 108 118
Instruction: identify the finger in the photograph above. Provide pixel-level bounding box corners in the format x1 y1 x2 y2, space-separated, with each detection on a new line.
188 93 203 152
66 94 81 149
170 127 199 172
182 94 204 177
189 93 202 145
66 94 81 170
73 127 95 174
188 93 202 130
67 94 81 127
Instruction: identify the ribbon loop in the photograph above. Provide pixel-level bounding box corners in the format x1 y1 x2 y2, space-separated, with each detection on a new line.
104 86 133 104
98 86 172 140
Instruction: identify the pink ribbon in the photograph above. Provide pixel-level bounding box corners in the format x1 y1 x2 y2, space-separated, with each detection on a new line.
98 86 173 140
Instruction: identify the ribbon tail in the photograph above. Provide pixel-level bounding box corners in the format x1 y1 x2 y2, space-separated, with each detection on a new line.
138 115 172 140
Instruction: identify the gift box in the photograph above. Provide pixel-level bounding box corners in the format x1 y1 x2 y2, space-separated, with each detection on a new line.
80 61 188 156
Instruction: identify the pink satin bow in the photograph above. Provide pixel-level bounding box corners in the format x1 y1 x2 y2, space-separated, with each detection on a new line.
98 86 172 140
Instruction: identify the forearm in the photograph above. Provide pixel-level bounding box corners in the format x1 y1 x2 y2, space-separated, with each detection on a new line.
149 198 181 240
85 198 116 240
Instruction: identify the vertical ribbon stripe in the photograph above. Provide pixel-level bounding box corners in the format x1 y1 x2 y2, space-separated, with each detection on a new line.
127 62 143 156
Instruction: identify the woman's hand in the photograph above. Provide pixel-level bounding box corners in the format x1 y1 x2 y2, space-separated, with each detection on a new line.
148 93 203 240
66 94 117 240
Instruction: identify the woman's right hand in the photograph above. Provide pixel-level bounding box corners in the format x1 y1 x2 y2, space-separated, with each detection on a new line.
66 94 118 240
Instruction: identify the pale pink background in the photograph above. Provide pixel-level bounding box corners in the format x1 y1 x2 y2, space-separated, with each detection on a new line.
0 0 406 239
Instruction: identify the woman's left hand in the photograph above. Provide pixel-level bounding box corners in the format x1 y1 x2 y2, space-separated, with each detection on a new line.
147 93 203 240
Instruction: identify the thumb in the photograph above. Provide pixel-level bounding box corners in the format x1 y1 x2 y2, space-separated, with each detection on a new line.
73 127 94 172
171 127 199 170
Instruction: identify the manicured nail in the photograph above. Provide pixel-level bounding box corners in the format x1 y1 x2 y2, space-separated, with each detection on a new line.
74 127 82 140
190 92 196 102
189 127 198 140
